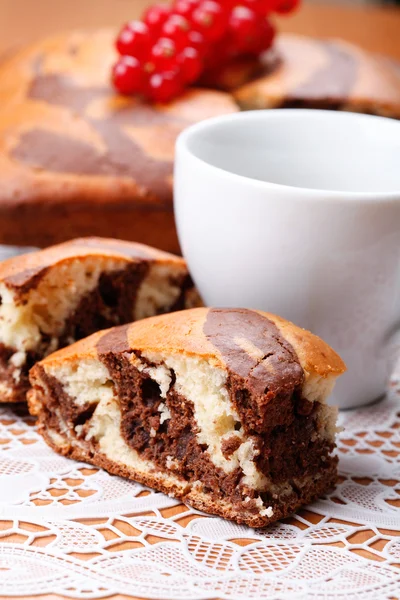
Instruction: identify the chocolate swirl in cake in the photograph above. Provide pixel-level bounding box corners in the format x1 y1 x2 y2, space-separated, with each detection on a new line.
0 29 238 249
204 308 304 396
4 266 51 291
29 307 345 527
13 72 178 204
289 40 357 103
96 323 131 356
204 308 304 431
234 34 400 116
0 238 200 402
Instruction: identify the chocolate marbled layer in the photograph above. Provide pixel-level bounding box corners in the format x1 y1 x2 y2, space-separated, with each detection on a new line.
234 35 400 118
290 40 357 102
29 306 344 526
36 346 336 515
0 238 199 402
0 29 238 249
96 323 132 356
59 264 149 344
11 72 183 203
204 308 304 432
94 308 305 433
4 266 51 291
0 343 38 403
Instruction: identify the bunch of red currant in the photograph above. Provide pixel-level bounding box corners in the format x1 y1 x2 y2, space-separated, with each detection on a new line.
112 0 299 103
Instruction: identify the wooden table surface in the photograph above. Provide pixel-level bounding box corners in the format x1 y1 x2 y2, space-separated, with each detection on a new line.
0 1 400 599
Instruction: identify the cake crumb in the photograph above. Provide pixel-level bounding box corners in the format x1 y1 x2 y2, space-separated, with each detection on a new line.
166 455 179 470
12 368 21 382
10 351 26 368
221 433 242 459
255 496 273 517
158 402 171 424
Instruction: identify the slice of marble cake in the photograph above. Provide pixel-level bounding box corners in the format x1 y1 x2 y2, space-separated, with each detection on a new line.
29 307 345 527
0 237 200 402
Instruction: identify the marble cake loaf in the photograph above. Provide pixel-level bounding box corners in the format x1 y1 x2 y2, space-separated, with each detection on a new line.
29 307 345 527
234 34 400 118
0 30 399 253
0 237 200 403
0 29 238 252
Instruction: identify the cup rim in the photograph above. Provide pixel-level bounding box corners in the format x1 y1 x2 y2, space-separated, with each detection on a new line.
176 109 400 202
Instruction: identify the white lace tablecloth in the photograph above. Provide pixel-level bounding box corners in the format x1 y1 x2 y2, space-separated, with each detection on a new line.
0 383 399 599
0 245 399 599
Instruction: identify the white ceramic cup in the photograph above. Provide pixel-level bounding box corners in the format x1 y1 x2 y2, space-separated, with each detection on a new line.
174 109 400 410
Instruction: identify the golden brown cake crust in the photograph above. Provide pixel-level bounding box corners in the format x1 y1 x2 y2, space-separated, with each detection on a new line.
0 29 237 252
37 307 346 391
0 236 185 294
234 34 400 118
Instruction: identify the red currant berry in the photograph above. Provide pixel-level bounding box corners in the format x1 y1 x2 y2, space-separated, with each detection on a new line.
216 0 236 9
273 0 300 13
142 4 171 32
204 34 237 67
150 37 178 71
173 0 199 18
228 6 259 52
245 17 275 54
242 0 274 15
161 15 190 50
112 56 144 95
191 1 229 42
115 21 152 60
186 30 207 55
177 47 203 83
147 70 184 102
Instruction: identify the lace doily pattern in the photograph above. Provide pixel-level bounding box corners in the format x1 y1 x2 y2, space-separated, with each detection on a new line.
0 381 399 598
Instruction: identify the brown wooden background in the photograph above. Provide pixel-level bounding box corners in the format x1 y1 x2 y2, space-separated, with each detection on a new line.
1 0 400 59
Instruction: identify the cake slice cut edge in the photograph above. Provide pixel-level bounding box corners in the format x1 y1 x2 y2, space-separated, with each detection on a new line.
0 237 201 402
28 307 345 528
